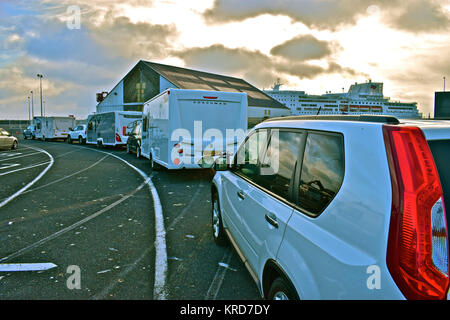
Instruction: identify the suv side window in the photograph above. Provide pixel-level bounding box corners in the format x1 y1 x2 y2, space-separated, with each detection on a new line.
298 132 344 216
258 130 304 202
232 129 268 182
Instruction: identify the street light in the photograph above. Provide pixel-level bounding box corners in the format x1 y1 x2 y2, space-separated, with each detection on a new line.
27 96 31 124
37 74 43 117
30 90 34 119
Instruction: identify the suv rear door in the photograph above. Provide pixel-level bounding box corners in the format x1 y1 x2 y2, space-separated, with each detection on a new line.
222 128 304 273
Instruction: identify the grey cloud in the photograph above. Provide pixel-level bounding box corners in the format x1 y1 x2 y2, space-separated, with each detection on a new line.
173 44 362 88
203 0 449 33
270 35 332 61
203 0 400 30
385 0 450 32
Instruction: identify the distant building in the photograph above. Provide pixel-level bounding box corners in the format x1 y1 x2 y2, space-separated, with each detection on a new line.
96 60 290 128
434 92 450 119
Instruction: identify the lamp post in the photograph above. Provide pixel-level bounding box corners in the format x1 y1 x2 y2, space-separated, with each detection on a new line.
27 96 31 124
37 74 43 116
30 90 34 119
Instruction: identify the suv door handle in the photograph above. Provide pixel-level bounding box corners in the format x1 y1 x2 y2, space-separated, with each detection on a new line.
237 191 245 200
265 212 279 228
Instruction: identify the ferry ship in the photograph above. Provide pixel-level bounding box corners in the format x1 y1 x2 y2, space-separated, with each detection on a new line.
264 80 422 119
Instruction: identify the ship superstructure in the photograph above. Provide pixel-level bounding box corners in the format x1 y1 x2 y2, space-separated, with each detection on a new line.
264 80 421 119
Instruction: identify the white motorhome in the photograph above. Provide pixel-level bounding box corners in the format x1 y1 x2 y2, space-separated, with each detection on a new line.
86 111 142 147
34 116 76 141
141 89 247 169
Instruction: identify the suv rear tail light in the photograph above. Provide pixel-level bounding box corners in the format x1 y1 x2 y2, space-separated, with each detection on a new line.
115 133 121 143
383 125 449 300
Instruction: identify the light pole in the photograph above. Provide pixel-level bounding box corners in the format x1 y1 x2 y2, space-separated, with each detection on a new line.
27 96 31 124
30 90 34 119
37 74 43 116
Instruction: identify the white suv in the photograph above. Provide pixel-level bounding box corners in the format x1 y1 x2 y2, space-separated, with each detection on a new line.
67 124 87 144
210 115 449 300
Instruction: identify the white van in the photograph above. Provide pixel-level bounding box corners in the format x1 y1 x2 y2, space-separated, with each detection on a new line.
34 116 76 141
141 89 247 169
86 111 142 147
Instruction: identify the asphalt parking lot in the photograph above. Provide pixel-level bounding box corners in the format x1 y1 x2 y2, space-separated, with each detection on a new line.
0 138 260 300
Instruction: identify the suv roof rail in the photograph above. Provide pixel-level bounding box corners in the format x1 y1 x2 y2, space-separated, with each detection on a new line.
263 115 400 124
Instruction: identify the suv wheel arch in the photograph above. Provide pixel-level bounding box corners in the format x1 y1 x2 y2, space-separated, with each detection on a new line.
262 260 299 300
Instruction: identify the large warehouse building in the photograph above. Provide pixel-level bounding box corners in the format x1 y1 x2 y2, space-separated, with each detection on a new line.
96 60 290 127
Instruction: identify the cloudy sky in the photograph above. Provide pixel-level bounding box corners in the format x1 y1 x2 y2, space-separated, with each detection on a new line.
1 0 450 119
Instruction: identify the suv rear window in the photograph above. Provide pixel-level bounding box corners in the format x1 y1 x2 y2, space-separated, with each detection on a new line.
258 130 303 202
298 132 344 216
428 139 450 224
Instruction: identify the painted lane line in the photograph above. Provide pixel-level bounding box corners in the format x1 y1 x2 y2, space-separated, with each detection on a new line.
0 151 43 161
0 146 54 210
93 175 204 300
79 146 168 300
0 150 76 177
22 154 110 195
0 163 20 170
0 161 50 176
204 248 234 300
92 247 152 300
0 263 57 272
0 180 149 264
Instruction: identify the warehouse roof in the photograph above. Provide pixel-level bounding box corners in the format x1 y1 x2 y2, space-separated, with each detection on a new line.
141 60 288 110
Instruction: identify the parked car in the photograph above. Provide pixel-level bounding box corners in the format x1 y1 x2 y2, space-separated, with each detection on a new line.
126 120 142 158
67 124 87 144
209 115 449 300
23 125 36 139
0 128 18 150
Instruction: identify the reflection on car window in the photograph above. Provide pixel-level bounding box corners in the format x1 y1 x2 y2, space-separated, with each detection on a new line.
233 129 268 182
258 130 303 202
298 132 344 216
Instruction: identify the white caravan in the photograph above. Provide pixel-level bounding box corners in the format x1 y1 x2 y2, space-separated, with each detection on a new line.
34 116 76 141
141 89 247 169
86 111 142 147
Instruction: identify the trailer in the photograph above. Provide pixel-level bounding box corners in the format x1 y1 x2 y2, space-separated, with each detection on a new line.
86 111 142 147
34 116 76 141
141 89 247 169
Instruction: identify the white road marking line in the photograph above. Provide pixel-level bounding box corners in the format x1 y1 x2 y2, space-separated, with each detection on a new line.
0 181 149 264
22 154 109 195
0 146 54 209
0 151 42 161
80 146 168 300
204 248 234 300
0 263 57 272
0 163 20 170
92 247 152 300
0 150 75 177
0 161 50 176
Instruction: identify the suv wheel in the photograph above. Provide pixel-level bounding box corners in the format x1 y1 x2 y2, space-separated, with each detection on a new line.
212 193 227 246
67 136 72 144
267 277 298 300
79 136 83 144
